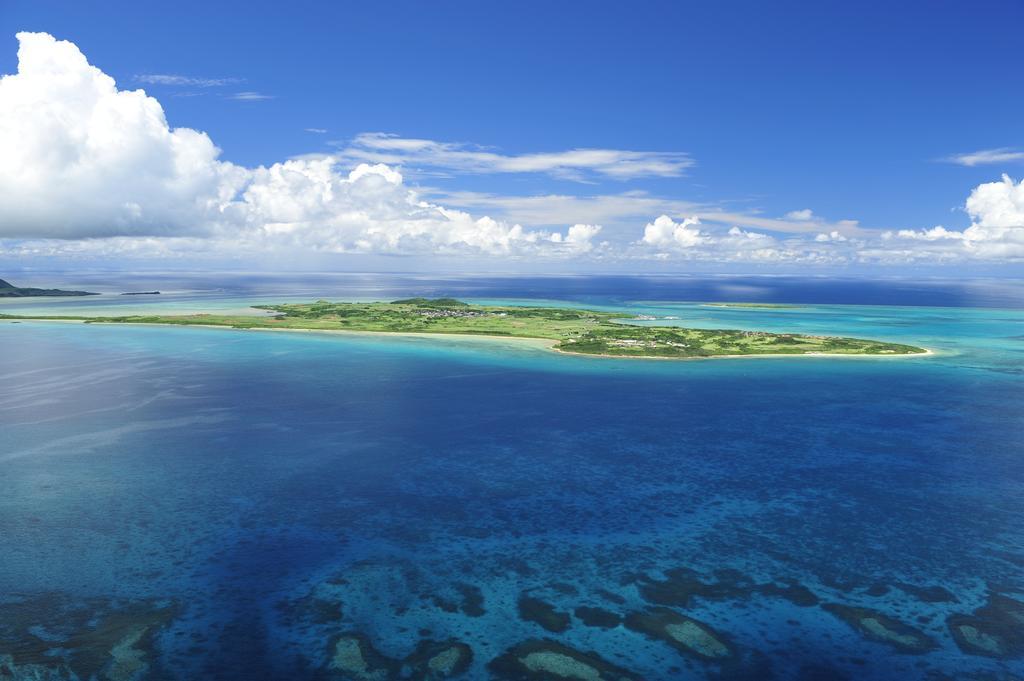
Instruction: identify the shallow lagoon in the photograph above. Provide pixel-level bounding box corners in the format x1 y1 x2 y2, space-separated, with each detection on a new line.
1 275 1023 680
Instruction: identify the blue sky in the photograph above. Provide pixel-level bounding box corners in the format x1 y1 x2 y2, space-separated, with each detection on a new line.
0 1 1022 273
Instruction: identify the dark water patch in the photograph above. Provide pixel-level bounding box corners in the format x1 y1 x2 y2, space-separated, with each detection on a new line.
894 583 958 604
573 606 622 629
276 589 344 629
864 583 890 597
794 664 851 681
430 583 484 617
992 551 1024 568
547 582 579 596
595 589 626 605
432 594 461 614
516 595 571 634
760 580 821 607
204 612 278 680
454 583 485 617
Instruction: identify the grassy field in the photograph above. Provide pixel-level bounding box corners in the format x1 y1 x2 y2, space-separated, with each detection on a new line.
0 298 928 358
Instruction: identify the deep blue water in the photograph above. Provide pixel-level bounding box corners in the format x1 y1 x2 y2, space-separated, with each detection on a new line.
1 275 1023 680
4 271 1024 311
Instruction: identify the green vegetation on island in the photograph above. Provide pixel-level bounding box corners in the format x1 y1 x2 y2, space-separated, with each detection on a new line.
0 298 929 359
0 277 97 297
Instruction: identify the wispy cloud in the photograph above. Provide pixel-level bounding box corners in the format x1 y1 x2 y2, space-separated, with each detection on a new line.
305 128 328 134
136 74 242 88
943 148 1024 167
429 190 866 237
332 132 694 182
229 91 274 101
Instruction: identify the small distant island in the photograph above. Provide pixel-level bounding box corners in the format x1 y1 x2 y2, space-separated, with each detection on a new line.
0 277 97 297
0 297 929 359
121 291 161 295
703 302 802 309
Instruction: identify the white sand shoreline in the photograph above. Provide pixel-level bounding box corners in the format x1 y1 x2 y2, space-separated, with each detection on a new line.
552 346 935 361
2 318 935 361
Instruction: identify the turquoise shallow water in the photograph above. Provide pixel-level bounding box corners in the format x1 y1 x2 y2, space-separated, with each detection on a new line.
1 275 1022 680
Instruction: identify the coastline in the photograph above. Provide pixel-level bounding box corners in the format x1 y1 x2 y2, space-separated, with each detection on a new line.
1 318 933 361
551 345 935 361
231 324 560 351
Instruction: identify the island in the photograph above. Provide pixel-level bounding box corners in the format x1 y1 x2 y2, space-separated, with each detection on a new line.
121 291 161 295
0 297 929 359
0 277 97 297
702 302 802 309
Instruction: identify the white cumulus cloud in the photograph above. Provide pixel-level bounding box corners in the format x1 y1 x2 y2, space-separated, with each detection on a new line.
0 32 244 239
785 208 815 221
635 218 837 264
0 32 600 258
883 175 1024 260
236 159 601 255
640 215 704 249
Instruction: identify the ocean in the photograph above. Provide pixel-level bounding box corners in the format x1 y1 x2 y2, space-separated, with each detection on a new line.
1 274 1022 680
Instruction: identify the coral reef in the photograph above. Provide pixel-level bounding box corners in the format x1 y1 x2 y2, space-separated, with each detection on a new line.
0 593 176 681
637 567 750 607
488 639 641 681
637 567 820 608
324 633 398 681
624 607 734 661
821 603 936 654
404 639 473 679
947 593 1024 658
